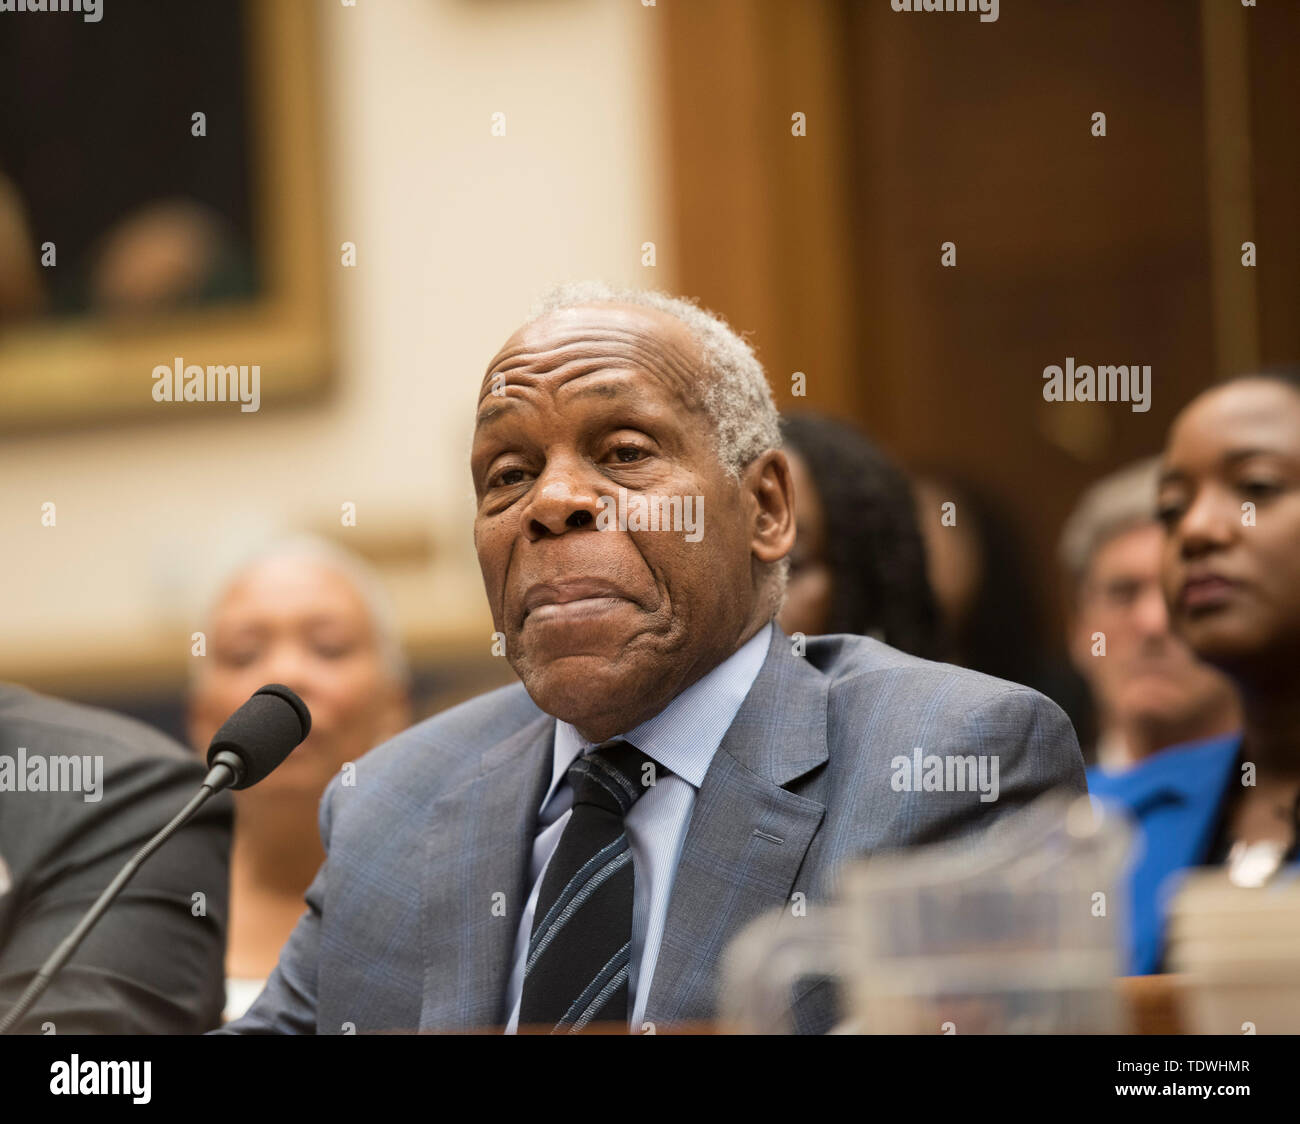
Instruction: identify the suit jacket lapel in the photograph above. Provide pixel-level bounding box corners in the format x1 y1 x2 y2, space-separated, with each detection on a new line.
644 626 828 1026
420 713 553 1031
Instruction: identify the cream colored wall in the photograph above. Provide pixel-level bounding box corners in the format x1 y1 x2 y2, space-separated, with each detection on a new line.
0 0 672 690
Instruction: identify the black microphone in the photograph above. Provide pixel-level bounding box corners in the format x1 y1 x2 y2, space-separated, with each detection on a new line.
0 684 311 1035
206 682 311 790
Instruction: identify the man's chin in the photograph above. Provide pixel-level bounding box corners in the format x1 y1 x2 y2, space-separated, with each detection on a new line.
1117 672 1198 709
516 651 652 731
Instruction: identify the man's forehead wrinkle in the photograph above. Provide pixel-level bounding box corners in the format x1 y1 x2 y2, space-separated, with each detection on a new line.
477 327 705 412
492 327 699 375
473 366 649 426
475 359 632 416
476 367 541 410
475 399 511 425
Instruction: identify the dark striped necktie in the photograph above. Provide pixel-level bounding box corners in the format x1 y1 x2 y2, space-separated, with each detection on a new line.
518 739 660 1033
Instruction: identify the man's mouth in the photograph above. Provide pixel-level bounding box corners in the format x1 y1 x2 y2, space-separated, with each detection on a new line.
521 579 635 624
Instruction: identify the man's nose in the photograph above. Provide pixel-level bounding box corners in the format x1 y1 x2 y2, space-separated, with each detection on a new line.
1133 581 1171 639
520 457 601 540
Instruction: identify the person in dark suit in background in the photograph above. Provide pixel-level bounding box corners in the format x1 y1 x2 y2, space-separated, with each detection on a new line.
223 283 1084 1036
0 684 231 1033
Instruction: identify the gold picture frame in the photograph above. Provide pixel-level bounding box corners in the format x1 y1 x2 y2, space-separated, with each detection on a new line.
0 0 331 432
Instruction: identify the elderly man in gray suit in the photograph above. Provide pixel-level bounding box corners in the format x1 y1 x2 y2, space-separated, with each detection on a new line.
223 283 1084 1036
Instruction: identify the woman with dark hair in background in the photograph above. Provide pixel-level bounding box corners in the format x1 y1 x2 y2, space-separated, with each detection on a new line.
778 413 939 658
911 475 1060 697
1091 369 1300 975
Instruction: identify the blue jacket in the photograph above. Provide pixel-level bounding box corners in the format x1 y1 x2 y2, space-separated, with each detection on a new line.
1088 734 1242 975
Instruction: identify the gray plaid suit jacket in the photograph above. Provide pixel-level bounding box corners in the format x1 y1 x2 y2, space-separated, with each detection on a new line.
221 626 1084 1034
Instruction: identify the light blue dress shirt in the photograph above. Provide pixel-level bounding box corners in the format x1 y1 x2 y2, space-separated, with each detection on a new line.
503 622 772 1032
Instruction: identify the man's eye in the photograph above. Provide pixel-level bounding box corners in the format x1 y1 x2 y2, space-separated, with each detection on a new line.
1104 581 1142 606
491 467 531 488
610 446 646 464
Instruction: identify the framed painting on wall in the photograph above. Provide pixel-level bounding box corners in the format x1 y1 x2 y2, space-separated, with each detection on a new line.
0 0 332 431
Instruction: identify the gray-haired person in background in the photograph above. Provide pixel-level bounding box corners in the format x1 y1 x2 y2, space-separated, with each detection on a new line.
186 537 410 1021
1060 457 1240 773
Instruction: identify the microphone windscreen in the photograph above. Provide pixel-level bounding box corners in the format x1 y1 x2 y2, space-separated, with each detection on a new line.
205 684 312 790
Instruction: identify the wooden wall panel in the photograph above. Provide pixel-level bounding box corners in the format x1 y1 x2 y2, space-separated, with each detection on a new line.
657 0 1300 642
1247 0 1300 368
659 0 861 418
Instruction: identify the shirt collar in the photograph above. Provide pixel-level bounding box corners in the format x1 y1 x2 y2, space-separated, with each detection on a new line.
548 621 773 802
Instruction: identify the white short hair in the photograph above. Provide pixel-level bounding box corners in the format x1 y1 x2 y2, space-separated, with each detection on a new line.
528 281 782 477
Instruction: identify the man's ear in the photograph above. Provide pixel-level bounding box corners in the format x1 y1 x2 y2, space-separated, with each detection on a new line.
745 449 796 564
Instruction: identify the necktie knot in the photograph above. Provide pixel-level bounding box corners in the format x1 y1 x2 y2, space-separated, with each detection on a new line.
568 740 660 817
